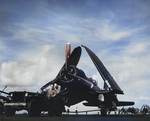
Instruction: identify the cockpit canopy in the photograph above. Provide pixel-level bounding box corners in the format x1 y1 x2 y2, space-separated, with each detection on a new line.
78 69 98 86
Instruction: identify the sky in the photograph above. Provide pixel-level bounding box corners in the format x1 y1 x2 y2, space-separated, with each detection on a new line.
0 0 150 113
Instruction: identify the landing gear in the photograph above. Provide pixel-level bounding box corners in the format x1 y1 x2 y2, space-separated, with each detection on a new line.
48 110 54 116
4 106 16 116
0 102 3 114
54 108 63 117
48 105 63 117
53 97 64 117
28 99 42 117
48 95 65 117
101 105 107 116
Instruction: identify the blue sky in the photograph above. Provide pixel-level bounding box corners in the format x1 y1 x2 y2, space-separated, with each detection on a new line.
0 0 150 112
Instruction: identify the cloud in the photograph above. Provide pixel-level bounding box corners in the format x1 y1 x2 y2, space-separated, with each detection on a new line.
76 17 145 43
13 27 53 42
0 0 150 110
0 45 65 91
0 41 5 53
123 41 150 56
99 24 131 41
98 40 150 107
139 96 150 101
0 41 8 62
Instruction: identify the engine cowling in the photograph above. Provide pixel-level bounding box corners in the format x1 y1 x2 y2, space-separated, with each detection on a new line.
59 65 81 81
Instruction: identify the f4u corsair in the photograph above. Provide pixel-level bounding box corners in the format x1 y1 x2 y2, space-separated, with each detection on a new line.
40 43 134 116
1 44 134 117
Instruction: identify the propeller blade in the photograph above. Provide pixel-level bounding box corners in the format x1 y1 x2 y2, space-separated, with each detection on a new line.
67 46 81 67
66 43 71 70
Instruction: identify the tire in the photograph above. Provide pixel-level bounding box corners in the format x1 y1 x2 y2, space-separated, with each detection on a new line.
51 95 64 117
4 106 15 117
48 110 54 116
101 105 107 116
54 108 63 117
0 102 3 114
28 99 41 117
51 99 63 117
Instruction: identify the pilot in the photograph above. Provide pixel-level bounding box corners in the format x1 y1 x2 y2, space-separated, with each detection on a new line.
79 69 98 86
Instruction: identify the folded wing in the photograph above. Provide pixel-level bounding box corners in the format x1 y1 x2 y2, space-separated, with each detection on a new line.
82 45 123 94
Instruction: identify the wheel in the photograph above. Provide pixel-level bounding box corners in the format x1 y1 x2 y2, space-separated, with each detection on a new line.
101 105 107 116
48 110 54 116
51 95 64 117
28 99 41 117
0 102 3 114
52 100 64 116
54 108 63 117
4 106 15 116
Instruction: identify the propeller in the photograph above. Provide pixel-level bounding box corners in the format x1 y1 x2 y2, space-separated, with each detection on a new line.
58 43 81 77
41 44 81 90
61 43 81 80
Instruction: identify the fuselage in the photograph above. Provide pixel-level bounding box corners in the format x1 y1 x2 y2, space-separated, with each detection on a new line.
50 66 100 106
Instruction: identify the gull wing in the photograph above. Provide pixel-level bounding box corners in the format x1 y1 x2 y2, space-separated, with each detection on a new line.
82 45 123 94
